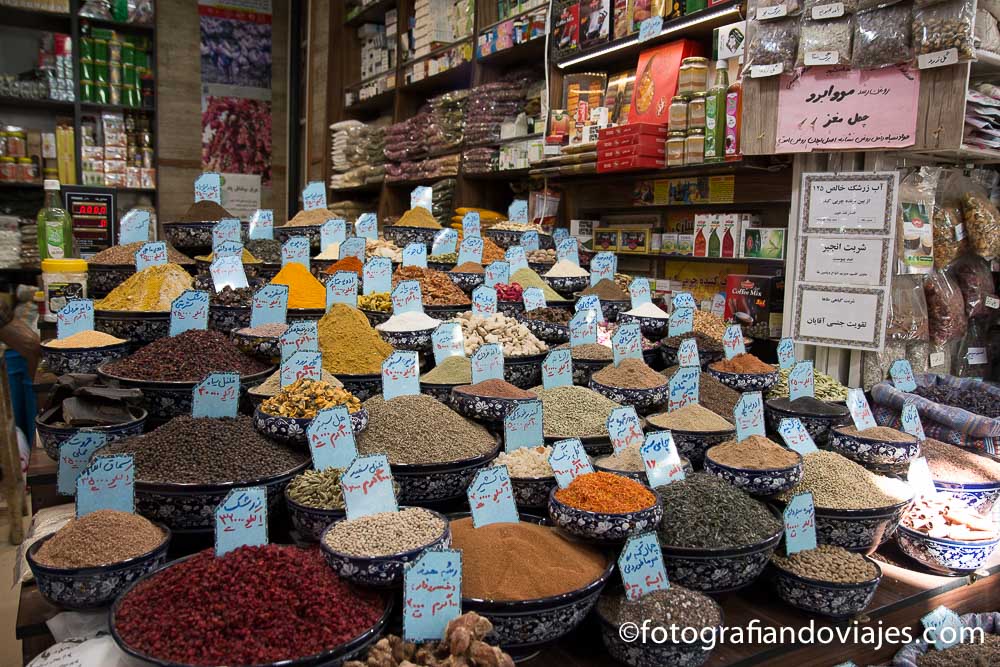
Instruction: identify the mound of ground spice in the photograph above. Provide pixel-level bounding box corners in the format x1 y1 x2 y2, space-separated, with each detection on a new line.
710 353 775 374
322 255 363 277
707 435 800 470
270 262 326 309
580 278 629 301
554 472 656 513
453 379 536 399
174 200 234 223
592 358 667 389
450 261 485 273
34 510 165 569
318 304 393 374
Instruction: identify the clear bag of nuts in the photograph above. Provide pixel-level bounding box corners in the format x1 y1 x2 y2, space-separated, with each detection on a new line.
912 0 977 62
852 4 913 69
745 16 801 74
796 16 854 67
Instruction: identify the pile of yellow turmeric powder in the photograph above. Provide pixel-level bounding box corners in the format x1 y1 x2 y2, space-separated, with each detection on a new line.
96 264 193 312
318 304 392 374
269 262 326 309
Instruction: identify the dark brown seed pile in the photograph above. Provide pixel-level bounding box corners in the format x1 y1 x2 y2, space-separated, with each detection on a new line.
916 634 1000 667
245 239 282 263
103 329 269 382
89 241 194 266
599 587 720 632
176 200 234 223
662 365 740 418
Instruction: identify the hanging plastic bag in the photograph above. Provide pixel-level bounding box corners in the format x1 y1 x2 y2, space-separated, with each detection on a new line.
947 252 998 318
913 0 977 63
745 16 800 75
851 4 913 69
886 273 930 342
897 166 940 274
952 317 991 377
923 270 968 344
959 179 1000 258
796 16 855 67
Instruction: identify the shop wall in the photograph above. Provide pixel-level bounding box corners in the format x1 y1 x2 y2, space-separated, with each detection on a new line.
306 0 331 184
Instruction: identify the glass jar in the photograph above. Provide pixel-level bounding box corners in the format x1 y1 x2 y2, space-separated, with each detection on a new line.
42 259 88 323
667 131 687 167
679 57 710 95
17 157 35 182
5 129 26 157
0 157 16 182
687 93 707 128
668 96 688 132
685 129 705 166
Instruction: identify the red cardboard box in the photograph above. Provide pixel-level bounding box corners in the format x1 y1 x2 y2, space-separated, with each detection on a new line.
597 142 666 160
597 155 664 172
628 39 704 125
599 122 668 139
597 132 666 153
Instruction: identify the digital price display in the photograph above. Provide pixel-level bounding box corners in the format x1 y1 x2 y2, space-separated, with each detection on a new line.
64 188 117 258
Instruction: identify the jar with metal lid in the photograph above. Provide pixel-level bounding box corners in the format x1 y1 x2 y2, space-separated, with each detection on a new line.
17 157 35 182
5 129 25 157
685 129 705 166
0 157 16 182
42 259 88 323
679 57 710 95
669 96 688 132
687 93 707 128
667 131 687 167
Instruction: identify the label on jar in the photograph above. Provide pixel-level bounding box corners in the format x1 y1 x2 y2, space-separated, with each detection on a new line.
756 4 787 20
967 347 988 365
811 2 844 19
750 63 784 78
918 49 959 70
805 51 838 66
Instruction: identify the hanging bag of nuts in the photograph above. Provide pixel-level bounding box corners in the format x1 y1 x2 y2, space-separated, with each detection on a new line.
912 0 977 63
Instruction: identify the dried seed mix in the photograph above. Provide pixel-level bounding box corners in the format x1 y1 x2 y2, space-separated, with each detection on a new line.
915 635 1000 667
766 396 848 417
592 358 667 390
532 385 621 439
835 425 917 443
707 435 799 470
921 438 1000 484
580 279 629 301
102 329 269 382
771 545 878 584
769 367 848 401
261 378 361 418
89 241 194 266
554 472 656 513
43 330 125 349
421 355 472 384
322 508 446 557
647 403 733 432
598 587 720 634
776 451 912 510
33 510 165 569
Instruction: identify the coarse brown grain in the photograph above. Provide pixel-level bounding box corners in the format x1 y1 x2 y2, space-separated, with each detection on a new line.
592 358 666 389
836 425 917 443
175 200 234 223
707 435 799 469
34 510 165 568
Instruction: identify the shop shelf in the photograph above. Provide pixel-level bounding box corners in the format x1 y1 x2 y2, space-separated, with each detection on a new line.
78 16 154 33
477 36 545 68
79 102 155 114
1 6 70 32
329 181 383 195
344 0 395 27
0 96 74 111
400 61 473 96
462 167 533 181
344 88 396 115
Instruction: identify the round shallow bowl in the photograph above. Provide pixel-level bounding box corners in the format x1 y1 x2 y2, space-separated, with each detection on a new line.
382 225 438 250
110 552 393 667
424 303 470 320
253 407 369 447
90 262 195 298
504 352 546 389
336 372 382 402
764 400 851 446
932 478 1000 516
359 308 391 327
482 228 527 249
569 357 609 386
320 508 451 587
589 379 668 415
391 440 501 504
286 307 327 322
771 557 882 619
661 343 724 369
94 310 170 346
427 260 456 272
27 524 171 610
36 406 147 461
543 432 618 457
707 366 778 393
667 427 737 468
449 388 538 423
163 220 248 254
528 261 555 274
376 326 435 352
285 489 346 543
447 271 484 293
548 486 663 545
544 275 588 297
42 340 130 375
593 456 693 484
310 258 336 278
519 317 569 344
208 304 251 334
274 224 322 251
231 329 283 364
617 312 669 341
661 522 783 594
497 300 525 318
572 294 630 323
829 427 921 466
510 475 558 510
774 496 913 555
896 524 1000 575
419 381 460 403
703 450 804 496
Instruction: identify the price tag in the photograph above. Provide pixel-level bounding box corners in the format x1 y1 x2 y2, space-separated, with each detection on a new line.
431 322 465 365
548 438 593 488
668 307 694 336
811 2 844 19
363 257 392 295
637 15 664 42
169 290 209 336
553 228 569 244
907 456 937 499
210 255 249 291
668 366 699 410
967 347 988 365
672 292 696 310
75 454 134 517
805 51 838 66
382 351 420 400
462 211 481 238
607 406 643 455
326 271 358 309
986 295 1000 310
522 287 546 311
135 241 167 271
710 293 726 317
751 63 784 78
56 299 94 339
57 431 107 495
508 199 528 223
677 339 699 368
355 212 378 240
569 309 599 346
192 372 240 418
282 237 311 270
342 454 398 520
212 218 242 249
340 237 366 262
629 278 651 307
778 418 818 455
930 351 946 367
320 219 347 250
756 3 788 19
642 431 685 487
733 391 765 440
214 487 267 557
411 185 433 212
403 242 428 268
918 49 959 70
468 465 519 526
505 246 528 273
504 400 543 451
432 228 458 256
471 343 504 384
307 406 358 470
619 532 669 600
403 549 462 642
590 252 617 286
249 209 274 240
250 284 289 327
576 295 602 317
194 172 221 203
214 240 243 259
789 361 815 401
847 388 876 431
521 230 539 252
485 261 510 288
901 403 926 441
722 325 746 359
302 181 327 210
280 321 319 361
612 323 642 366
556 238 579 265
457 237 484 265
777 337 796 369
472 285 497 317
921 606 964 651
280 350 322 387
890 359 917 392
118 209 150 245
392 281 424 315
541 349 573 390
783 492 817 556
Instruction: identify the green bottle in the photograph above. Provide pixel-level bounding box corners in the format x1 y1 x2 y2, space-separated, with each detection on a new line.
705 61 729 163
37 180 74 260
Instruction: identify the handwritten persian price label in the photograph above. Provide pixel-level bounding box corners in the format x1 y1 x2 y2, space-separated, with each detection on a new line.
468 466 519 527
57 432 107 495
569 309 599 346
553 228 569 244
847 388 877 430
458 237 484 265
382 351 420 400
576 295 602 317
521 230 539 252
668 366 700 410
549 438 593 488
342 454 398 520
642 431 685 487
170 290 209 336
307 406 358 471
411 186 433 211
811 2 844 19
326 271 358 308
677 339 700 368
214 240 243 259
708 293 725 317
118 209 150 244
918 49 959 70
192 372 239 418
556 238 579 265
805 51 838 66
505 246 529 273
432 228 458 256
907 456 937 499
890 359 918 392
734 392 766 440
541 349 572 389
472 285 497 317
76 454 134 517
462 211 481 238
612 323 643 366
280 351 322 387
778 418 818 455
249 209 274 240
637 15 663 42
751 63 785 78
629 278 651 307
668 307 694 337
57 299 94 339
672 292 697 310
523 287 546 311
777 337 796 369
757 3 787 19
590 252 617 286
363 257 392 295
432 322 465 365
403 550 462 642
723 325 746 359
392 281 424 315
320 218 347 250
901 403 926 441
508 199 528 223
789 361 815 401
135 241 167 271
212 218 242 249
471 343 504 384
619 532 669 601
355 212 378 240
403 242 428 268
214 487 267 557
282 237 310 270
280 321 319 361
607 406 643 455
302 181 327 210
484 261 510 288
784 492 817 555
210 255 249 291
340 237 366 262
504 400 543 451
922 606 964 651
194 172 221 203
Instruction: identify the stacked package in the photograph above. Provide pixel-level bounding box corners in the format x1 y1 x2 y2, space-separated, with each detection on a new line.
385 153 460 183
964 84 1000 151
329 120 386 189
464 71 537 147
384 112 431 163
426 90 468 155
597 123 667 173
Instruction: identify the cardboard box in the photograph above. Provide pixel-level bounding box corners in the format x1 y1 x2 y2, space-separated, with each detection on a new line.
719 213 740 258
580 0 611 49
740 227 786 259
597 142 665 160
553 0 581 53
598 132 666 152
677 233 694 255
692 214 708 257
724 274 783 339
628 39 704 125
613 0 632 39
599 122 667 139
597 155 664 172
592 228 619 250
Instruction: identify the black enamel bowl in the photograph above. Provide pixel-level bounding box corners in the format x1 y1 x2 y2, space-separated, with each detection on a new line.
36 405 148 461
770 557 882 619
660 520 784 594
388 439 502 504
41 340 131 375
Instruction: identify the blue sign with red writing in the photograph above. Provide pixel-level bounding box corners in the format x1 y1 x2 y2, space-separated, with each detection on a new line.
75 454 134 517
214 487 268 557
549 438 593 488
541 349 572 389
192 372 240 418
618 532 670 601
471 343 504 384
504 400 543 451
170 290 209 336
57 431 107 496
280 351 322 387
607 406 643 455
382 351 420 400
468 465 519 527
641 431 685 488
56 299 94 339
783 492 817 555
251 284 289 327
403 549 462 642
307 406 358 471
342 455 398 520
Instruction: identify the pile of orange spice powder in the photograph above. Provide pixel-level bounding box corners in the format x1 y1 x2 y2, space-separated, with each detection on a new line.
554 471 656 513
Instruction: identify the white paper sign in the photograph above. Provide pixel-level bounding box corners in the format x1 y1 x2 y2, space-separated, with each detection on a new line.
794 285 885 350
802 237 886 286
803 173 897 234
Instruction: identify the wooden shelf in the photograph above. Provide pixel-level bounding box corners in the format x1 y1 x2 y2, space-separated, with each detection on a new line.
611 253 786 266
0 96 75 111
79 102 154 114
477 36 545 68
385 174 459 187
463 167 533 180
344 88 396 116
329 181 384 195
344 0 395 27
533 158 792 182
400 61 473 96
0 6 70 32
78 16 154 33
902 145 1000 164
0 181 43 189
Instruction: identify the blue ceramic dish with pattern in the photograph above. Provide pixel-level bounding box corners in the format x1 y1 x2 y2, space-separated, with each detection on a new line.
774 495 913 555
447 271 484 293
589 379 668 415
547 485 663 545
424 304 470 320
572 294 630 323
382 225 438 250
829 426 921 466
36 406 147 461
449 387 538 423
528 261 555 274
665 426 737 468
504 352 546 389
286 308 327 322
391 439 502 504
896 524 1000 575
95 310 171 346
231 328 284 364
275 224 322 251
163 220 248 254
208 304 251 334
482 228 523 249
337 372 383 402
764 399 850 446
510 475 558 510
544 275 588 297
42 340 131 375
26 523 171 610
770 557 882 619
319 508 451 588
660 343 724 369
707 366 779 393
284 489 346 543
419 381 460 403
703 449 804 496
360 308 391 327
497 300 525 317
258 262 282 280
252 407 369 447
932 478 1000 516
518 317 569 344
376 327 435 352
616 312 669 341
593 456 693 484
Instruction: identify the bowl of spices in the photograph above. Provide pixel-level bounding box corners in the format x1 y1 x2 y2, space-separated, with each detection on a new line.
765 396 850 445
770 545 882 619
536 385 629 455
248 368 343 407
284 468 401 543
254 378 366 446
447 263 486 293
451 515 613 657
829 425 921 467
382 209 442 248
896 496 1000 575
543 261 589 297
594 445 693 483
589 359 669 415
618 302 670 340
775 451 914 554
657 473 784 594
662 366 741 420
704 435 804 496
232 322 288 363
548 472 662 544
574 280 631 323
453 312 549 388
111 545 391 667
892 612 1000 667
320 507 450 587
922 438 1000 515
41 330 131 375
393 266 471 309
517 307 571 344
317 255 364 282
645 404 736 467
419 355 471 402
374 311 442 352
450 380 538 422
660 332 726 369
26 510 170 610
87 241 196 298
319 304 395 401
36 405 148 461
358 292 391 325
707 354 779 393
162 200 244 253
275 220 324 251
193 247 263 279
95 263 196 344
596 587 723 667
495 446 558 509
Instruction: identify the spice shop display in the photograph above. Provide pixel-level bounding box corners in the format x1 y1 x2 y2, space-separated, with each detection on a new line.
322 507 448 558
454 379 536 400
554 471 657 514
260 378 362 418
921 437 1000 487
31 510 165 569
270 262 327 310
777 451 912 511
769 543 883 619
89 242 194 268
769 366 848 401
393 266 470 306
897 495 1000 574
286 468 349 510
534 385 622 440
96 263 193 312
453 312 547 357
420 355 473 385
647 403 734 431
318 304 394 375
662 365 741 418
705 434 803 495
101 329 269 382
250 368 343 398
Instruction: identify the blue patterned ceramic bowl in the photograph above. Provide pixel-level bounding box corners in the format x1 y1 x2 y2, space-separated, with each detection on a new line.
89 262 196 299
706 366 779 393
572 294 630 323
376 326 435 352
703 449 804 496
36 406 147 461
569 357 609 386
163 220 248 254
510 475 558 510
424 304 470 320
528 261 555 274
770 557 882 619
932 478 1000 516
207 304 251 334
519 317 569 344
285 490 346 543
547 485 663 544
95 310 171 346
829 427 921 466
26 523 170 609
544 275 588 297
666 427 737 468
616 313 669 341
450 388 538 423
497 300 525 318
660 520 783 594
593 457 693 484
419 381 460 403
482 228 523 249
337 373 382 402
319 508 451 587
774 495 913 554
896 524 1000 575
360 308 391 327
42 341 131 375
253 407 369 447
382 225 438 250
764 400 851 446
390 439 502 504
231 328 284 364
274 224 322 251
589 379 668 415
447 271 484 293
504 352 546 389
427 260 456 272
660 343 724 369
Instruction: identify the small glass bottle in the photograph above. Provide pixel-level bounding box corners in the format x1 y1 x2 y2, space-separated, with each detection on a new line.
687 92 707 129
725 66 743 162
36 179 74 260
666 131 686 167
668 96 688 132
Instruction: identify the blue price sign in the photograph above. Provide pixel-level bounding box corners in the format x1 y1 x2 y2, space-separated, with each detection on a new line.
56 299 94 339
733 391 766 440
921 606 965 651
612 323 643 366
392 280 424 315
637 15 663 41
170 290 209 336
618 532 670 601
847 388 876 431
340 237 367 262
194 172 221 203
214 240 243 259
641 431 685 488
668 366 699 410
676 339 699 368
629 278 651 307
432 228 458 255
556 238 579 265
320 218 347 250
403 242 428 268
280 350 322 387
282 237 310 270
411 185 433 211
250 284 288 327
118 209 150 245
212 218 242 249
778 418 818 455
382 351 420 400
522 287 546 311
432 322 465 365
505 246 528 273
484 261 510 288
508 199 528 223
355 213 378 240
76 454 135 517
901 403 926 441
472 284 497 317
504 400 543 451
777 337 796 369
192 372 240 418
363 257 392 295
576 295 602 316
789 361 814 401
135 241 167 271
549 438 593 488
907 456 936 498
784 492 817 555
569 309 598 347
280 321 319 361
342 454 398 520
327 271 358 309
468 465 519 526
403 549 462 642
471 343 504 384
890 359 918 392
541 349 572 390
672 292 697 310
457 237 484 265
521 230 539 251
590 252 617 286
249 209 274 240
552 228 569 244
462 211 481 238
302 181 327 210
57 431 107 495
307 406 358 471
668 307 694 336
723 325 746 359
607 406 643 455
210 255 249 291
214 487 268 557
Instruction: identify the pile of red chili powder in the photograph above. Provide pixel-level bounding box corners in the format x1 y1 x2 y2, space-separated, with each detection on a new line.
114 545 385 665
